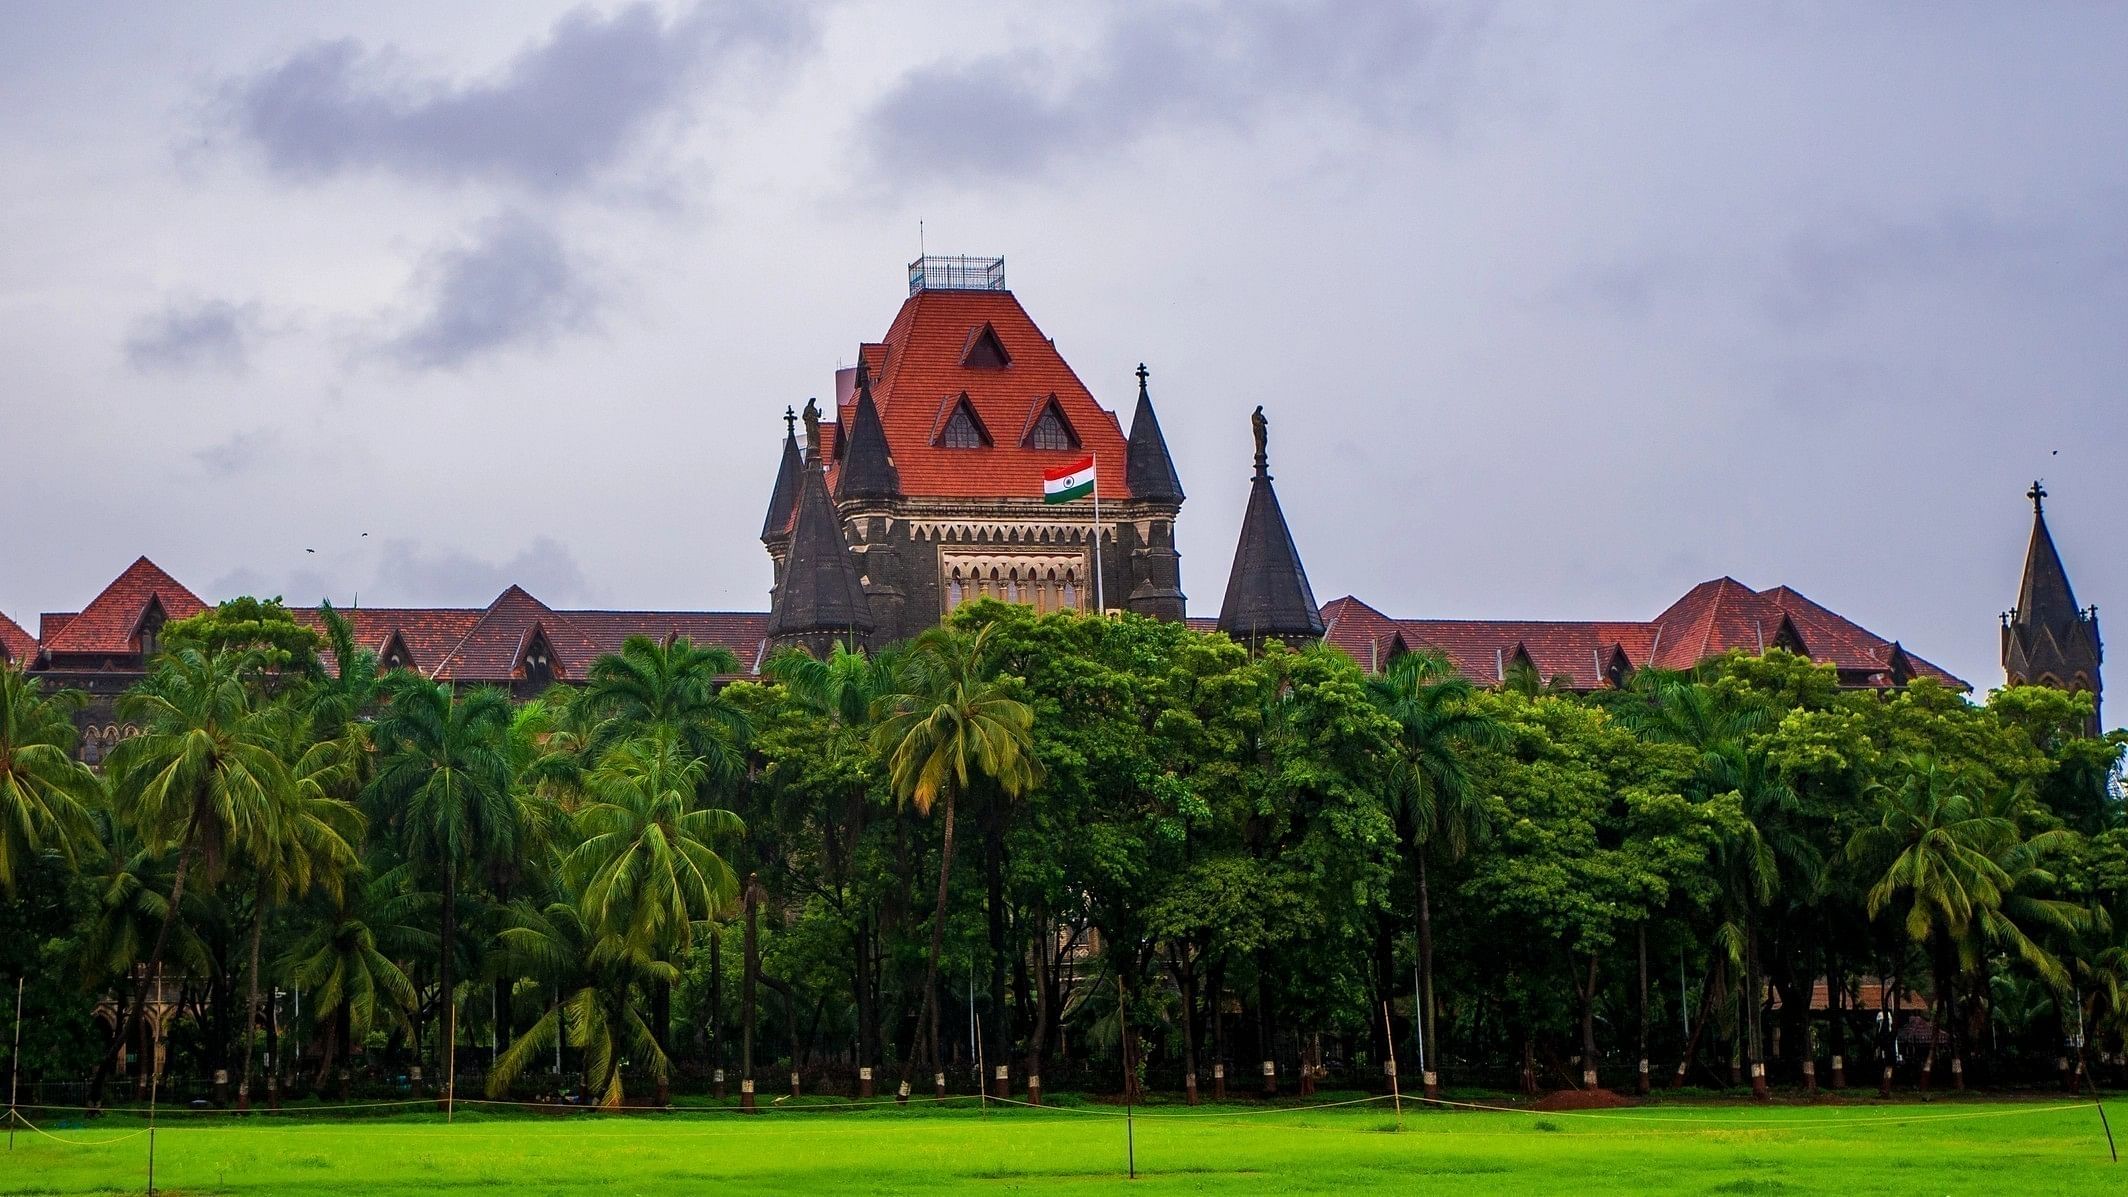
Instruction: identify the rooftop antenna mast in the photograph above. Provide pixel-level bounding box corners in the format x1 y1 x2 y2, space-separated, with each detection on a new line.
918 220 925 258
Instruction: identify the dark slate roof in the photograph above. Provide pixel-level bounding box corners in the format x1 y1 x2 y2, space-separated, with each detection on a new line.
1217 423 1322 643
834 374 901 502
761 415 804 541
2005 487 2101 685
770 456 874 638
1124 367 1185 503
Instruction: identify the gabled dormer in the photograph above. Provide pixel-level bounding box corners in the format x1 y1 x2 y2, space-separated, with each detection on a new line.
1770 614 1809 657
959 321 1011 370
1603 643 1632 689
933 393 993 449
379 630 415 674
518 624 561 686
1020 395 1081 451
133 598 169 660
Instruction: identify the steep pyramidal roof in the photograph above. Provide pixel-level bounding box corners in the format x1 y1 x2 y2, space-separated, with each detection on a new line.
2015 483 2081 630
2003 481 2102 694
835 367 901 502
1217 406 1323 643
761 407 804 541
770 440 874 640
1124 364 1184 503
41 556 208 656
822 288 1131 499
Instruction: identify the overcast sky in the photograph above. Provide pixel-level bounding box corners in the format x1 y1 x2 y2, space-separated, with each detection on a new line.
2 1 2121 701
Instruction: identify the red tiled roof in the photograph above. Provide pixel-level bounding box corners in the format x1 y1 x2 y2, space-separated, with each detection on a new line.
819 289 1132 501
0 610 34 665
297 598 774 682
41 557 208 656
295 607 484 676
424 586 601 682
1323 580 1967 691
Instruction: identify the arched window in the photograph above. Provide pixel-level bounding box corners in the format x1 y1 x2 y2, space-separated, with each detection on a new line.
941 406 984 448
1024 402 1079 451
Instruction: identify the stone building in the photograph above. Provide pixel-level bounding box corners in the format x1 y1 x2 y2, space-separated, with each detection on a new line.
761 256 1185 654
14 255 2122 758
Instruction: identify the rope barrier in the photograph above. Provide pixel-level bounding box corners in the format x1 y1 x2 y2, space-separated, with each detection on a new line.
11 1113 153 1148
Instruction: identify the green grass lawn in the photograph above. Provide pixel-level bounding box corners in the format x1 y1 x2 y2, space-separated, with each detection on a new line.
4 1093 2120 1195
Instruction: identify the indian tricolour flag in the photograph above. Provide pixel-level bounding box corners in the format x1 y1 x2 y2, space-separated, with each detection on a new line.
1043 455 1096 504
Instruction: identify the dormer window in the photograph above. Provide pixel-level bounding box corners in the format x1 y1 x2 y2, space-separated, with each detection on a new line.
960 322 1011 370
380 633 413 673
1022 398 1080 451
135 601 167 660
519 627 559 685
933 394 992 449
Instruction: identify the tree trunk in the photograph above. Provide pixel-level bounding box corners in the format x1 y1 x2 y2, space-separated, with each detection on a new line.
1257 964 1278 1096
709 927 725 1098
90 975 143 1109
114 838 198 1106
900 788 957 1104
741 875 759 1112
1827 966 1847 1089
238 887 267 1112
336 1003 352 1099
1170 948 1200 1105
855 914 876 1097
1746 923 1769 1100
1416 847 1440 1099
1672 963 1719 1088
438 864 456 1111
1023 901 1048 1106
1577 952 1601 1090
984 820 1009 1101
1636 925 1650 1095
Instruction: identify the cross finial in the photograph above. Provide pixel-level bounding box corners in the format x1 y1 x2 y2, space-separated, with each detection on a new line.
2028 479 2046 512
1135 362 1149 395
784 405 797 439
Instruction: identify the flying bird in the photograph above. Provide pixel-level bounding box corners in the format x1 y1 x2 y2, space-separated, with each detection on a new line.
306 548 316 553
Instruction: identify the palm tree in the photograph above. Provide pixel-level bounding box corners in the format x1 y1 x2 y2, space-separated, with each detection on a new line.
583 635 747 782
1848 756 2021 1093
566 726 743 1082
0 666 101 894
765 641 897 1092
870 623 1037 1099
79 815 209 1105
366 677 518 1106
236 713 364 1108
283 862 431 1097
106 646 291 1098
484 900 675 1107
1365 648 1504 1098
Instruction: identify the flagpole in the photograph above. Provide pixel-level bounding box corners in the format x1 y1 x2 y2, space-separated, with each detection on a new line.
1092 452 1105 613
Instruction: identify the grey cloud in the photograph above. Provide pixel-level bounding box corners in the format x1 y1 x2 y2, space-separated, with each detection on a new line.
125 298 260 373
863 2 1487 182
381 211 597 369
193 428 282 478
222 1 806 194
376 536 593 606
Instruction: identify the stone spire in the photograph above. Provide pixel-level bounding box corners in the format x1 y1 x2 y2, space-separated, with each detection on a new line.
760 405 803 542
1217 405 1323 646
836 364 900 502
768 413 874 654
1124 363 1185 503
2002 480 2102 732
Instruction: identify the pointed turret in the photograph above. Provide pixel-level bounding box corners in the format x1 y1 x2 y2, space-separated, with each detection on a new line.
2002 480 2102 732
1125 363 1185 503
769 402 874 654
760 406 803 542
1217 405 1323 646
836 364 900 502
